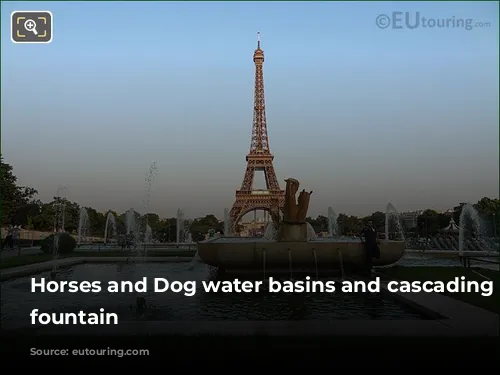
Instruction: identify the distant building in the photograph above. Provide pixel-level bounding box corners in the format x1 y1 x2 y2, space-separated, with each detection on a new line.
399 211 423 229
442 209 454 217
240 218 268 237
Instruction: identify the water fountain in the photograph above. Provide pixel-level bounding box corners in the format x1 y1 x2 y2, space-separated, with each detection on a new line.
50 191 66 280
176 210 193 245
124 163 159 311
327 206 338 237
459 203 482 255
186 219 193 242
144 224 153 243
306 223 317 240
77 208 90 246
55 185 69 232
104 211 117 244
385 203 405 241
198 178 405 273
176 209 184 245
142 161 159 252
125 208 139 243
263 221 278 240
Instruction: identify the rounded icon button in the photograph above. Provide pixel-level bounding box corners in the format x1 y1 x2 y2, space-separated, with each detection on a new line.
24 19 38 35
376 14 391 29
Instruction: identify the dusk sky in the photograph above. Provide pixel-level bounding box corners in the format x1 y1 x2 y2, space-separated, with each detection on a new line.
1 1 498 220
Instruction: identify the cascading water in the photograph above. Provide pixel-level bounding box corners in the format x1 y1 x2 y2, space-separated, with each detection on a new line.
54 186 68 232
263 222 277 240
459 203 482 255
327 207 338 236
306 223 317 240
144 224 153 243
176 209 184 244
176 210 198 265
125 208 135 235
51 189 66 279
187 251 201 270
142 161 159 255
125 208 139 242
104 212 117 244
124 208 141 257
77 208 90 245
263 222 317 240
185 219 193 243
385 203 405 241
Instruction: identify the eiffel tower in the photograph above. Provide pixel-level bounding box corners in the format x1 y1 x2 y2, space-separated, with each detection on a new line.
229 33 285 233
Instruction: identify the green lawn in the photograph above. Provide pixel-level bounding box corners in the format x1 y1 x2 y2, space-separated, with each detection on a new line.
0 249 197 270
381 266 500 314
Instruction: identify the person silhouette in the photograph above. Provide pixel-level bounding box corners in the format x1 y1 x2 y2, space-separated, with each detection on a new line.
360 220 380 275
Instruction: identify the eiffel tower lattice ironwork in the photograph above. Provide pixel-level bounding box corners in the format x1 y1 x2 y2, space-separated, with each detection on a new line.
229 33 285 233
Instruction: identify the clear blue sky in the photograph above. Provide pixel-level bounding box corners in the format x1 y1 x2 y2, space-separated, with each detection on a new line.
1 1 498 219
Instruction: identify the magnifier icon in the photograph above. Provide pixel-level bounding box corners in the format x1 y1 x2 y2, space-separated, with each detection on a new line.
24 19 38 35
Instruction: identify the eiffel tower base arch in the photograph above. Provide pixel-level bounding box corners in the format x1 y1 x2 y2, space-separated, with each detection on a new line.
229 193 285 233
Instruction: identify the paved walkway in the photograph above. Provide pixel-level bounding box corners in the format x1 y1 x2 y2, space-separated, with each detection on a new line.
2 256 497 337
378 279 498 336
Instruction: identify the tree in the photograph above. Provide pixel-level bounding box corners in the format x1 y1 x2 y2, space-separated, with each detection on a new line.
3 155 499 243
145 213 160 229
13 202 42 227
316 215 328 232
190 214 222 238
453 203 466 224
474 197 500 216
474 197 500 237
32 202 56 231
61 199 81 233
0 156 38 225
363 211 385 231
305 216 318 229
155 218 176 242
437 213 450 229
85 207 105 236
40 233 77 254
306 215 328 232
417 210 441 237
337 214 362 235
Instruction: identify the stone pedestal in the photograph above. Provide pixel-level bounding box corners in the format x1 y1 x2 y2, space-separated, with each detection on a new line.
277 222 308 242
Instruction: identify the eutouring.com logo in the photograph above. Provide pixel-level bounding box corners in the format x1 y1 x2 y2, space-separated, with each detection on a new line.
376 12 491 31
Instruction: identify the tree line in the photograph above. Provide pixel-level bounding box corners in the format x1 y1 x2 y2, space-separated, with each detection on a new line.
2 156 499 241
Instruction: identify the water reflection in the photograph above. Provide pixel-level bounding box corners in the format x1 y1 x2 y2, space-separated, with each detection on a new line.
1 262 427 329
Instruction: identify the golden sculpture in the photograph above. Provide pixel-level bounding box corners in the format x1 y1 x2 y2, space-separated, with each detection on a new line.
283 178 313 223
296 189 313 222
269 198 281 230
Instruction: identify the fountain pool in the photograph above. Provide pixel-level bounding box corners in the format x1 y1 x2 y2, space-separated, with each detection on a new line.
0 262 428 330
